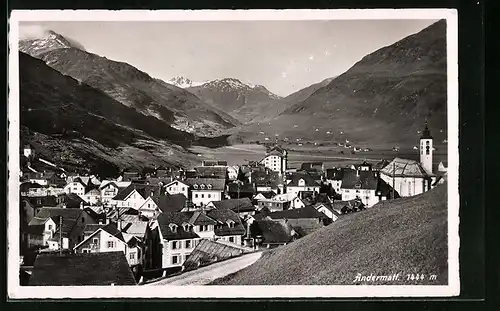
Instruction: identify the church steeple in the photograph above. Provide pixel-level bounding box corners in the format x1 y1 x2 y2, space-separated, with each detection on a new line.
419 120 433 173
421 120 433 139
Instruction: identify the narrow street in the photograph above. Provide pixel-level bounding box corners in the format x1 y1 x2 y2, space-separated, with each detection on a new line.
146 252 262 286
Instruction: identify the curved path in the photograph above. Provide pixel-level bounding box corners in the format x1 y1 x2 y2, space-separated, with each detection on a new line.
146 252 262 286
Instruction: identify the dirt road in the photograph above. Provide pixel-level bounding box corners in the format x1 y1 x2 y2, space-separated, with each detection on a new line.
146 252 262 286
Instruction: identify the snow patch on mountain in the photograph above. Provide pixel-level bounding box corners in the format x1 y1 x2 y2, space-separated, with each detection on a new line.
168 76 206 88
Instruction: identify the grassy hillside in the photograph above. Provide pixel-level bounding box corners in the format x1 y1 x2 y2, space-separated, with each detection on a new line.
212 184 448 285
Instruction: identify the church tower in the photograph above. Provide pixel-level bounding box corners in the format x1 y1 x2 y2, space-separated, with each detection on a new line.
420 121 433 173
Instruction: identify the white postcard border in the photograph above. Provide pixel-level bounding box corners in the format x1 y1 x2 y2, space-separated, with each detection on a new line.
7 9 459 299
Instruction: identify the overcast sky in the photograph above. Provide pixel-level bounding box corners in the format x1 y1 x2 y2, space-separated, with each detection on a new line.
20 20 438 96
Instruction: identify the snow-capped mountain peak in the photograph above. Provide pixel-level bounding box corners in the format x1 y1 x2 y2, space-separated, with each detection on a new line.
168 76 206 88
19 29 86 57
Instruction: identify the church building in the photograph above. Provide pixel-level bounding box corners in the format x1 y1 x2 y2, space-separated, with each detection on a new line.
380 122 437 197
259 145 288 176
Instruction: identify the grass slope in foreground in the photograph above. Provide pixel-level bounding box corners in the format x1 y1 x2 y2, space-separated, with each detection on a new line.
212 184 448 285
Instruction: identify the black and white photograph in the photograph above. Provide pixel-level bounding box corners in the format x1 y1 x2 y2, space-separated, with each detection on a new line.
8 9 459 298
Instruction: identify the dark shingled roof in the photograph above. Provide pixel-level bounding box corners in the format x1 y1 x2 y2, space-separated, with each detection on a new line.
113 183 162 201
58 193 86 208
255 191 276 199
194 166 228 179
340 169 379 190
265 206 328 220
156 212 200 240
29 252 137 286
300 162 323 171
184 178 226 191
210 198 256 213
207 209 246 236
286 173 319 187
227 182 255 194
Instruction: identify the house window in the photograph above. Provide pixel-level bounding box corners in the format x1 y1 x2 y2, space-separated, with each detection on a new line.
82 217 85 223
48 225 52 230
229 237 235 243
171 241 179 250
182 187 185 191
172 255 179 265
107 241 115 248
82 249 90 253
195 194 198 198
208 194 211 199
130 253 135 260
185 240 191 249
201 194 204 198
92 238 98 244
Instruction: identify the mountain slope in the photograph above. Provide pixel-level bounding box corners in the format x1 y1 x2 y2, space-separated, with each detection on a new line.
212 184 448 285
246 77 335 123
19 33 236 136
19 52 204 176
232 20 447 147
19 30 86 57
187 78 282 123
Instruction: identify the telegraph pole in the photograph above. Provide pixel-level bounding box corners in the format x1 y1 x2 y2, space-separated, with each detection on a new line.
59 216 63 255
392 162 395 199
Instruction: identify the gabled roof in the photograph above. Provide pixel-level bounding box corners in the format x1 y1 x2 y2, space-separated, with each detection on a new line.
313 203 341 218
372 159 390 171
184 178 226 191
164 179 189 188
121 221 149 239
332 199 365 212
112 183 161 201
300 162 323 171
58 193 86 208
286 173 319 187
74 222 126 250
156 212 200 240
264 206 328 220
340 169 379 190
210 198 255 213
99 180 132 190
207 209 246 236
254 191 277 199
380 158 434 178
186 210 218 226
29 252 136 286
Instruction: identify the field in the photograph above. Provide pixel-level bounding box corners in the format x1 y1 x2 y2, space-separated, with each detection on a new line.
210 184 448 285
190 143 448 169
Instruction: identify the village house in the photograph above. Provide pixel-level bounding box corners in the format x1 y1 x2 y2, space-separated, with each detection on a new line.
286 173 321 197
63 177 89 198
259 146 288 175
29 252 137 286
207 209 246 245
227 166 240 181
164 179 190 198
150 212 202 269
184 178 226 208
110 183 163 211
26 216 57 248
55 193 86 209
256 192 305 212
73 222 143 268
138 195 161 219
252 191 277 204
99 180 132 204
340 169 397 207
312 202 341 222
23 144 35 159
325 168 344 193
28 207 97 250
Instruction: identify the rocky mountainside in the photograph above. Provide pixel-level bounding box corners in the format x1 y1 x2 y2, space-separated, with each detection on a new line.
187 78 282 123
20 31 237 136
168 76 206 88
19 30 86 57
232 20 447 147
19 52 217 177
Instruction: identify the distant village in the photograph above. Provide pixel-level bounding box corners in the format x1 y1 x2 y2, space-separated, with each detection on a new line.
19 123 448 286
